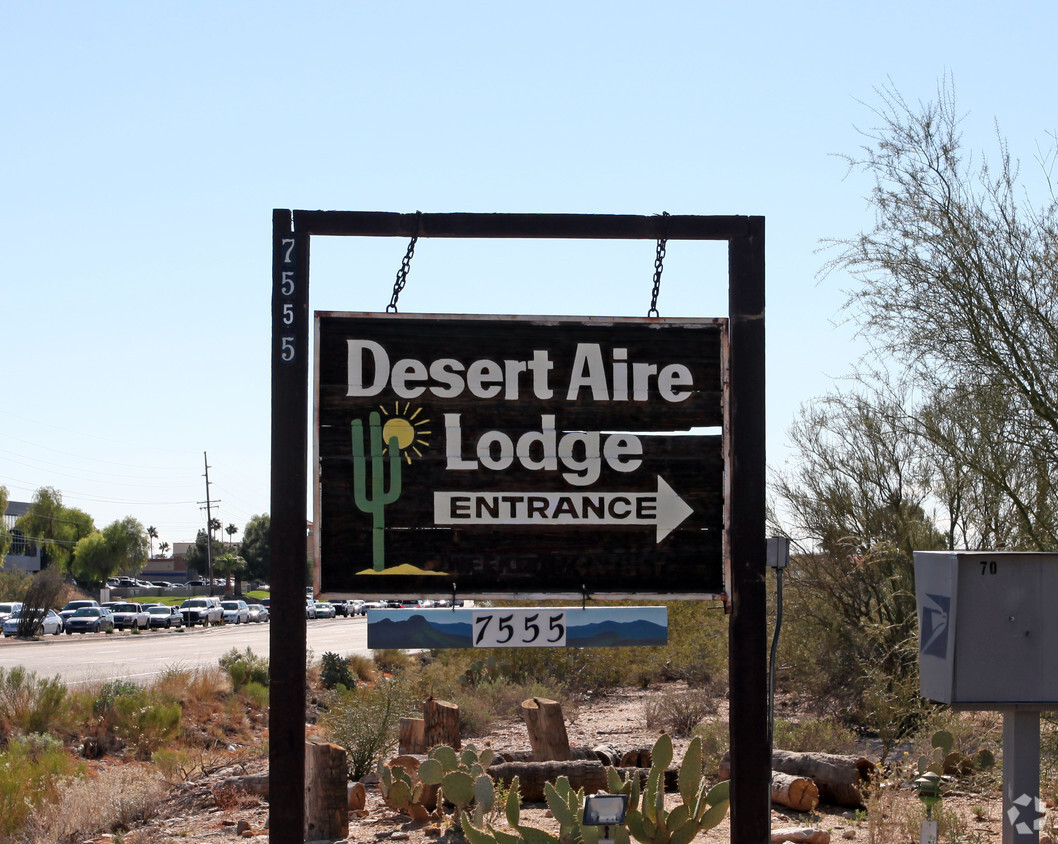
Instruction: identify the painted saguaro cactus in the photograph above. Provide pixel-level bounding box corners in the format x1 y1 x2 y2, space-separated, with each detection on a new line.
352 411 403 571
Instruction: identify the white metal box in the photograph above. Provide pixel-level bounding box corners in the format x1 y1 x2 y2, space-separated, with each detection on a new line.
915 551 1058 707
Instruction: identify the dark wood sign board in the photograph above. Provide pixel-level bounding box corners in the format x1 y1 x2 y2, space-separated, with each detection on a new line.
315 312 726 598
271 211 768 843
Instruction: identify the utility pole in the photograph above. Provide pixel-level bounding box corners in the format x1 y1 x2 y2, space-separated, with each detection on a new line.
200 452 219 597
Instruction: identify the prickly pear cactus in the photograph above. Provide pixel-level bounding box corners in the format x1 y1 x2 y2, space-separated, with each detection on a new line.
612 733 729 844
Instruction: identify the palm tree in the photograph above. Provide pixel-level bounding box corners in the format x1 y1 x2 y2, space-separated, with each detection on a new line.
214 552 247 596
147 525 159 558
225 523 239 547
159 541 170 556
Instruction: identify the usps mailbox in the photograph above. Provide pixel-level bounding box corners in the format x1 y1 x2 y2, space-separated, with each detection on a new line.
915 551 1058 707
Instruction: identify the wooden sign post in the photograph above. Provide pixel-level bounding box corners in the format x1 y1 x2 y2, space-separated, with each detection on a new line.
271 210 768 843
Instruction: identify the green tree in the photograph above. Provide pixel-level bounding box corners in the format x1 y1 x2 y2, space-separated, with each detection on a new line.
772 386 945 733
182 529 226 580
69 516 149 585
225 523 238 547
214 552 247 595
158 541 170 556
239 514 270 583
16 487 95 571
826 78 1058 549
147 525 158 558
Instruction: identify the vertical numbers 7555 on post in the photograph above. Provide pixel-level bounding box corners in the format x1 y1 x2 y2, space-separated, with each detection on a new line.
473 609 567 647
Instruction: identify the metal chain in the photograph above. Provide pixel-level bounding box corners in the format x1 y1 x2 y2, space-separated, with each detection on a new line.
648 212 669 318
386 212 422 313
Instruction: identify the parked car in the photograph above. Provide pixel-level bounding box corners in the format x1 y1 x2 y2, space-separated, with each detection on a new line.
108 602 150 630
221 600 250 624
313 601 336 619
179 596 223 626
305 599 317 619
246 604 269 623
59 599 99 624
0 602 23 622
146 605 184 629
3 609 64 637
64 606 115 634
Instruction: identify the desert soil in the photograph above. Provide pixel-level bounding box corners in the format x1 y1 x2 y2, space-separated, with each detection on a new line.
84 683 1020 843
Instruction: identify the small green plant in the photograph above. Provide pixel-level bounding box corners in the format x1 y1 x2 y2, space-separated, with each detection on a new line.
320 651 355 690
0 666 71 736
0 733 83 837
219 647 269 691
319 675 418 779
644 687 718 737
918 729 995 777
772 716 858 754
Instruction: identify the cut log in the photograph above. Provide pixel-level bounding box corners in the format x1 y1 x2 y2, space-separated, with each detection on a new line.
719 750 873 808
770 827 831 844
489 760 678 803
305 738 348 842
399 716 427 754
521 698 571 762
219 773 269 798
496 747 607 764
770 772 819 813
619 748 653 769
424 697 461 750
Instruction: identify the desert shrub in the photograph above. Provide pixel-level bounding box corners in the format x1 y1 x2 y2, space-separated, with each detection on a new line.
690 720 729 775
28 760 167 841
0 733 82 838
772 716 859 754
92 679 140 715
320 651 355 690
373 648 413 673
241 680 270 709
644 686 718 736
318 673 419 779
112 690 182 757
0 666 71 736
152 746 205 784
219 647 269 691
348 653 378 682
91 680 182 758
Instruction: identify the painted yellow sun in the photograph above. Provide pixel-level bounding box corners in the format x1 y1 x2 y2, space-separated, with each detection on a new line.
379 403 431 463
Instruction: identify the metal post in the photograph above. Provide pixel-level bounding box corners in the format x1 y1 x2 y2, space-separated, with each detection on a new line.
1002 708 1042 844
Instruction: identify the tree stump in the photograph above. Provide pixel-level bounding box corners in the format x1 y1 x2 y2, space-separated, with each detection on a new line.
424 697 461 750
521 697 571 761
399 716 427 754
305 738 348 842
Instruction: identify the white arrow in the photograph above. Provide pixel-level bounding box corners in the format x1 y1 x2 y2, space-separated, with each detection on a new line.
433 476 694 545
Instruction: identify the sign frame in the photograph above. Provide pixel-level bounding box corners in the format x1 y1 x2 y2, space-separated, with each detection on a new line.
270 210 767 844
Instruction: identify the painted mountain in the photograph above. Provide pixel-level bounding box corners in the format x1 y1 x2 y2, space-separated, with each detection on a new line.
367 612 473 649
565 618 667 646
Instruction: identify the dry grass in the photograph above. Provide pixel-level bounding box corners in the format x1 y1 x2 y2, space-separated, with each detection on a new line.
26 763 169 844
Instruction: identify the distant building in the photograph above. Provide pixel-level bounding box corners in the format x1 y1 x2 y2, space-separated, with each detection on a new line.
1 500 41 574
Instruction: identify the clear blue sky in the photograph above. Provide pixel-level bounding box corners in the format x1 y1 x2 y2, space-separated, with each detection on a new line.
3 2 1055 552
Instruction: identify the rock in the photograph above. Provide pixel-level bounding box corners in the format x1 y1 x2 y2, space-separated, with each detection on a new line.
770 828 831 844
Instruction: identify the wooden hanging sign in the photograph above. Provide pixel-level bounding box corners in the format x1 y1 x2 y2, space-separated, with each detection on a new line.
315 312 726 598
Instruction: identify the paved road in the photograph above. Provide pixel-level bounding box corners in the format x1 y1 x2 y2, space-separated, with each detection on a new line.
0 617 370 686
